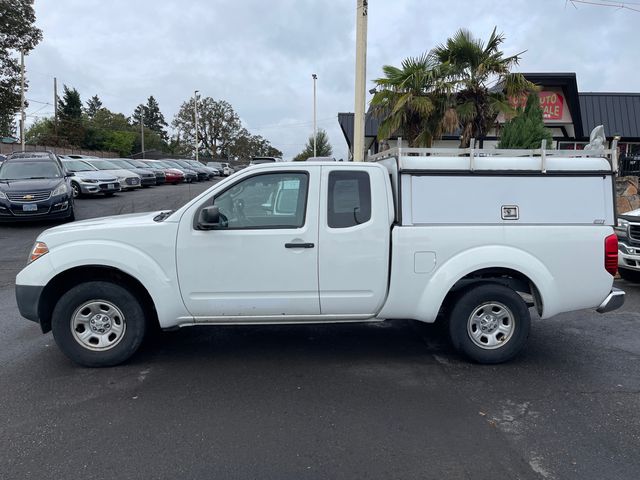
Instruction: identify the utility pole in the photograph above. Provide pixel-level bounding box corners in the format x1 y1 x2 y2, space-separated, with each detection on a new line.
312 74 317 157
353 0 368 162
20 51 25 151
53 77 58 135
194 90 199 162
140 119 145 159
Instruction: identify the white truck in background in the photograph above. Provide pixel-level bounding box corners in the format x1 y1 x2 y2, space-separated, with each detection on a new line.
15 145 624 367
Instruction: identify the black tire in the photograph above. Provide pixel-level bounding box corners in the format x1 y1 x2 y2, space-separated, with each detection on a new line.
51 281 147 367
618 267 640 283
104 192 114 197
448 283 530 364
65 207 75 223
71 182 81 199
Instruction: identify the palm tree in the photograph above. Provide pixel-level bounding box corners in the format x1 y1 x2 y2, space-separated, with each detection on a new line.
370 54 457 148
431 27 535 147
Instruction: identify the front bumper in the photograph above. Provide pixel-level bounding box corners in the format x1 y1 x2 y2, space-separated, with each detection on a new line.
15 284 43 323
618 241 640 272
0 196 73 222
80 181 121 195
596 288 625 314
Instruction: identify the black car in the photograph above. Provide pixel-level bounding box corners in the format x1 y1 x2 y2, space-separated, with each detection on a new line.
0 156 74 222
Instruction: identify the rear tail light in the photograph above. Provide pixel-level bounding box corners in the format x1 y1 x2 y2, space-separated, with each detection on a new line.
605 233 618 276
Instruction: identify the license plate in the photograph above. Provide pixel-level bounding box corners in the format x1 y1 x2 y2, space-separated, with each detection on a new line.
23 204 37 212
107 183 115 189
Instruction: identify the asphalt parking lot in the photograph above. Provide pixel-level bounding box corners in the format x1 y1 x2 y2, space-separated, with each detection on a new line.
1 182 639 480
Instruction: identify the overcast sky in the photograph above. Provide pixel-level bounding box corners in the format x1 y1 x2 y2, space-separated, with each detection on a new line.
23 0 638 159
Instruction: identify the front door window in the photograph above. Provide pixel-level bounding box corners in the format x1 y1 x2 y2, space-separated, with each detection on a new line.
213 173 308 229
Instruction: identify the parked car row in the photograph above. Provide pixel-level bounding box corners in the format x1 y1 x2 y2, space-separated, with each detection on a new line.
0 151 221 222
58 155 220 199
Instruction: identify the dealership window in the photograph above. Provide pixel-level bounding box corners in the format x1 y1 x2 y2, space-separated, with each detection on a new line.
618 143 640 156
557 141 588 150
327 171 371 228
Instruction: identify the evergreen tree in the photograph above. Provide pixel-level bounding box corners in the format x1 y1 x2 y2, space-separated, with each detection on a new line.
293 129 333 161
132 95 168 140
498 93 553 149
0 113 17 138
57 85 84 146
84 95 103 118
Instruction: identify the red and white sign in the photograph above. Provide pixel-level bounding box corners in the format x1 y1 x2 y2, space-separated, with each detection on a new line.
507 91 565 121
538 91 564 120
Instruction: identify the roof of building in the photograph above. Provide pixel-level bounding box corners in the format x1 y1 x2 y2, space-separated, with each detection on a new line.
579 92 640 139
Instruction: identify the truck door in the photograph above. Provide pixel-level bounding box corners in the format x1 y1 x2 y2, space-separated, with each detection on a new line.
318 165 392 315
176 167 320 318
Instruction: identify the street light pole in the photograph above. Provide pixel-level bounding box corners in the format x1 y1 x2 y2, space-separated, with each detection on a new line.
312 74 317 158
20 51 25 151
353 0 368 162
140 118 145 159
194 90 199 162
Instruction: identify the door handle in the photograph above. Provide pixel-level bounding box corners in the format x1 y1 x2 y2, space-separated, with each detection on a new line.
285 242 315 249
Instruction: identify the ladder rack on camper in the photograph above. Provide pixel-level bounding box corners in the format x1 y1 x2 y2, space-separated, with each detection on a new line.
367 138 620 174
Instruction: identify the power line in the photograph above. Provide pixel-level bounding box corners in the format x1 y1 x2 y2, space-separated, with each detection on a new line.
568 0 640 12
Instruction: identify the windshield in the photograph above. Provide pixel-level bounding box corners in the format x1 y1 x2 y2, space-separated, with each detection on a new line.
111 159 136 168
62 160 97 172
0 161 62 180
88 160 120 170
163 160 182 168
129 160 149 168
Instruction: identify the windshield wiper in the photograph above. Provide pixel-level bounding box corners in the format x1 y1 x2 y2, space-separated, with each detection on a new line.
27 177 50 179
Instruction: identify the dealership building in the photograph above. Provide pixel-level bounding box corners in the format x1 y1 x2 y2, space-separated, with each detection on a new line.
339 73 640 157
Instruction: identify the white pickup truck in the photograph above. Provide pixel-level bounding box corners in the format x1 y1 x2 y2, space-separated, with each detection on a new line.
16 146 625 367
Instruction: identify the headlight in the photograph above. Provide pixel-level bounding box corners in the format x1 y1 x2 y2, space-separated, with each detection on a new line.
83 179 98 183
52 183 68 196
618 218 629 228
28 241 49 263
118 176 126 183
0 191 6 199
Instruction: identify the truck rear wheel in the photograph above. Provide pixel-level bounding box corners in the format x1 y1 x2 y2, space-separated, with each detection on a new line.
51 281 147 367
448 284 530 364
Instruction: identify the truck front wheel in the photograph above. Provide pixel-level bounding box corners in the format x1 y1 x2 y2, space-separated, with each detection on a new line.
448 284 530 364
51 281 147 367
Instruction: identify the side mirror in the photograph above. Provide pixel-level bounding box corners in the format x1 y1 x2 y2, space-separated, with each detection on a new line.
197 205 221 230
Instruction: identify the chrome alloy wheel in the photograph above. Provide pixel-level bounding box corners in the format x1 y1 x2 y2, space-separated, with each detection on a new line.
71 300 126 351
467 302 515 349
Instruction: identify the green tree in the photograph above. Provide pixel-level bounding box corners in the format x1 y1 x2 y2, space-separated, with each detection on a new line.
370 54 456 148
228 128 282 160
432 27 534 147
84 94 103 119
0 113 16 138
25 117 56 145
293 129 333 161
57 85 84 146
172 97 242 158
0 0 42 137
102 130 136 157
498 93 553 149
132 95 169 141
